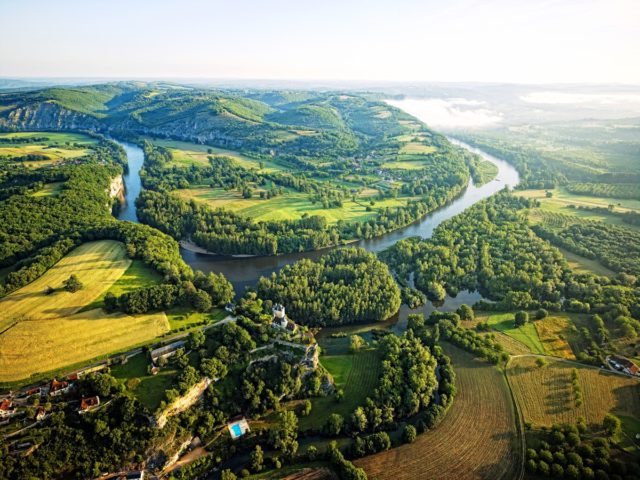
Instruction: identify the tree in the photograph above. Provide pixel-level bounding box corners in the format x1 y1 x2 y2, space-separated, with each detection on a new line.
403 424 417 443
326 413 344 436
63 274 83 292
514 310 529 327
270 411 299 458
351 406 368 432
221 470 237 480
188 330 206 350
350 335 367 353
300 399 312 417
456 304 474 321
603 413 621 437
250 445 264 472
536 308 549 320
535 357 548 368
190 289 212 312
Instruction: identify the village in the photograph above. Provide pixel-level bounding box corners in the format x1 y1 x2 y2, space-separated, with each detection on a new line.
0 302 324 478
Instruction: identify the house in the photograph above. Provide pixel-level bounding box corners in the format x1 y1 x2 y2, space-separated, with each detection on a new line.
79 396 100 413
35 407 46 421
225 303 236 313
0 399 16 418
610 355 640 376
49 378 71 397
227 417 250 440
23 387 41 398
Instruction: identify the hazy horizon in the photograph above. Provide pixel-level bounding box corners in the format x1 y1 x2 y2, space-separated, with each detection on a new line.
1 0 639 84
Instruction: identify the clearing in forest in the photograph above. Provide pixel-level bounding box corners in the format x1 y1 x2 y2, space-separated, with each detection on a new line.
299 350 380 431
507 356 640 429
482 312 545 354
356 345 520 480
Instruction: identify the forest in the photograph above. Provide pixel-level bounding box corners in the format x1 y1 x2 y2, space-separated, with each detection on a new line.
256 248 401 326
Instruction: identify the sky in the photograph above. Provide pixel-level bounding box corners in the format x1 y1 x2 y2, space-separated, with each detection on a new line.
1 0 639 83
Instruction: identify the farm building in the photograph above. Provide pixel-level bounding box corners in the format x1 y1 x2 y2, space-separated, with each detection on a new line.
227 418 250 440
609 355 640 376
79 396 100 413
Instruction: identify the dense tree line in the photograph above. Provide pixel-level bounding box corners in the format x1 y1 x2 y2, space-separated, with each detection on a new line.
382 193 570 309
256 248 401 326
533 220 640 276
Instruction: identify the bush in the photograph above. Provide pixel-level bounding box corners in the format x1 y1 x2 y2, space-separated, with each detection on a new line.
514 310 529 327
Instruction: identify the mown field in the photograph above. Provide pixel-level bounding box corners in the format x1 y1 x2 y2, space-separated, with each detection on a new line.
0 308 169 383
0 240 171 382
356 344 520 480
0 240 131 328
174 186 412 224
507 356 640 429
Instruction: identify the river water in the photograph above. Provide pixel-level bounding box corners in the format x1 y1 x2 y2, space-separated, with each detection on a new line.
114 100 520 309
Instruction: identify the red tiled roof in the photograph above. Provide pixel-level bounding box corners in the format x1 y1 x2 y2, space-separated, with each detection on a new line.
80 396 100 410
50 378 69 392
0 399 12 411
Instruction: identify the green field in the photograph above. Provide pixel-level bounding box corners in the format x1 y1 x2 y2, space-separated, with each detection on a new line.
84 259 164 310
483 312 546 354
166 306 227 330
149 138 283 173
299 350 380 431
174 186 412 224
0 131 97 166
31 182 64 198
111 352 178 410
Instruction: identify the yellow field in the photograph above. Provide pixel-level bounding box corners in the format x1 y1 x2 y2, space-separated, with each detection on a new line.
534 316 575 359
0 309 169 382
507 356 640 428
357 345 520 480
0 241 131 329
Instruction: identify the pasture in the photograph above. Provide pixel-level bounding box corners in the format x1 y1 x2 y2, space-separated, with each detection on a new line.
0 308 169 382
174 186 411 224
533 315 575 359
507 356 640 429
0 131 97 166
111 352 178 410
356 344 520 480
482 312 545 354
0 240 131 329
149 138 282 172
298 350 380 431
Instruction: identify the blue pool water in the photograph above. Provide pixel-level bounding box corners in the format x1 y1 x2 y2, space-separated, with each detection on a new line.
231 423 242 437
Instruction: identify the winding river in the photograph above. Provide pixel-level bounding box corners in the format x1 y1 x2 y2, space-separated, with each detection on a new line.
115 102 520 308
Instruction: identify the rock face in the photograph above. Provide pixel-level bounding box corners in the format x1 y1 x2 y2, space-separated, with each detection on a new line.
3 101 101 131
153 377 212 429
108 175 125 203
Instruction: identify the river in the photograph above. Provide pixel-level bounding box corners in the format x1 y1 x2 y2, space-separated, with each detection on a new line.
114 101 520 310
